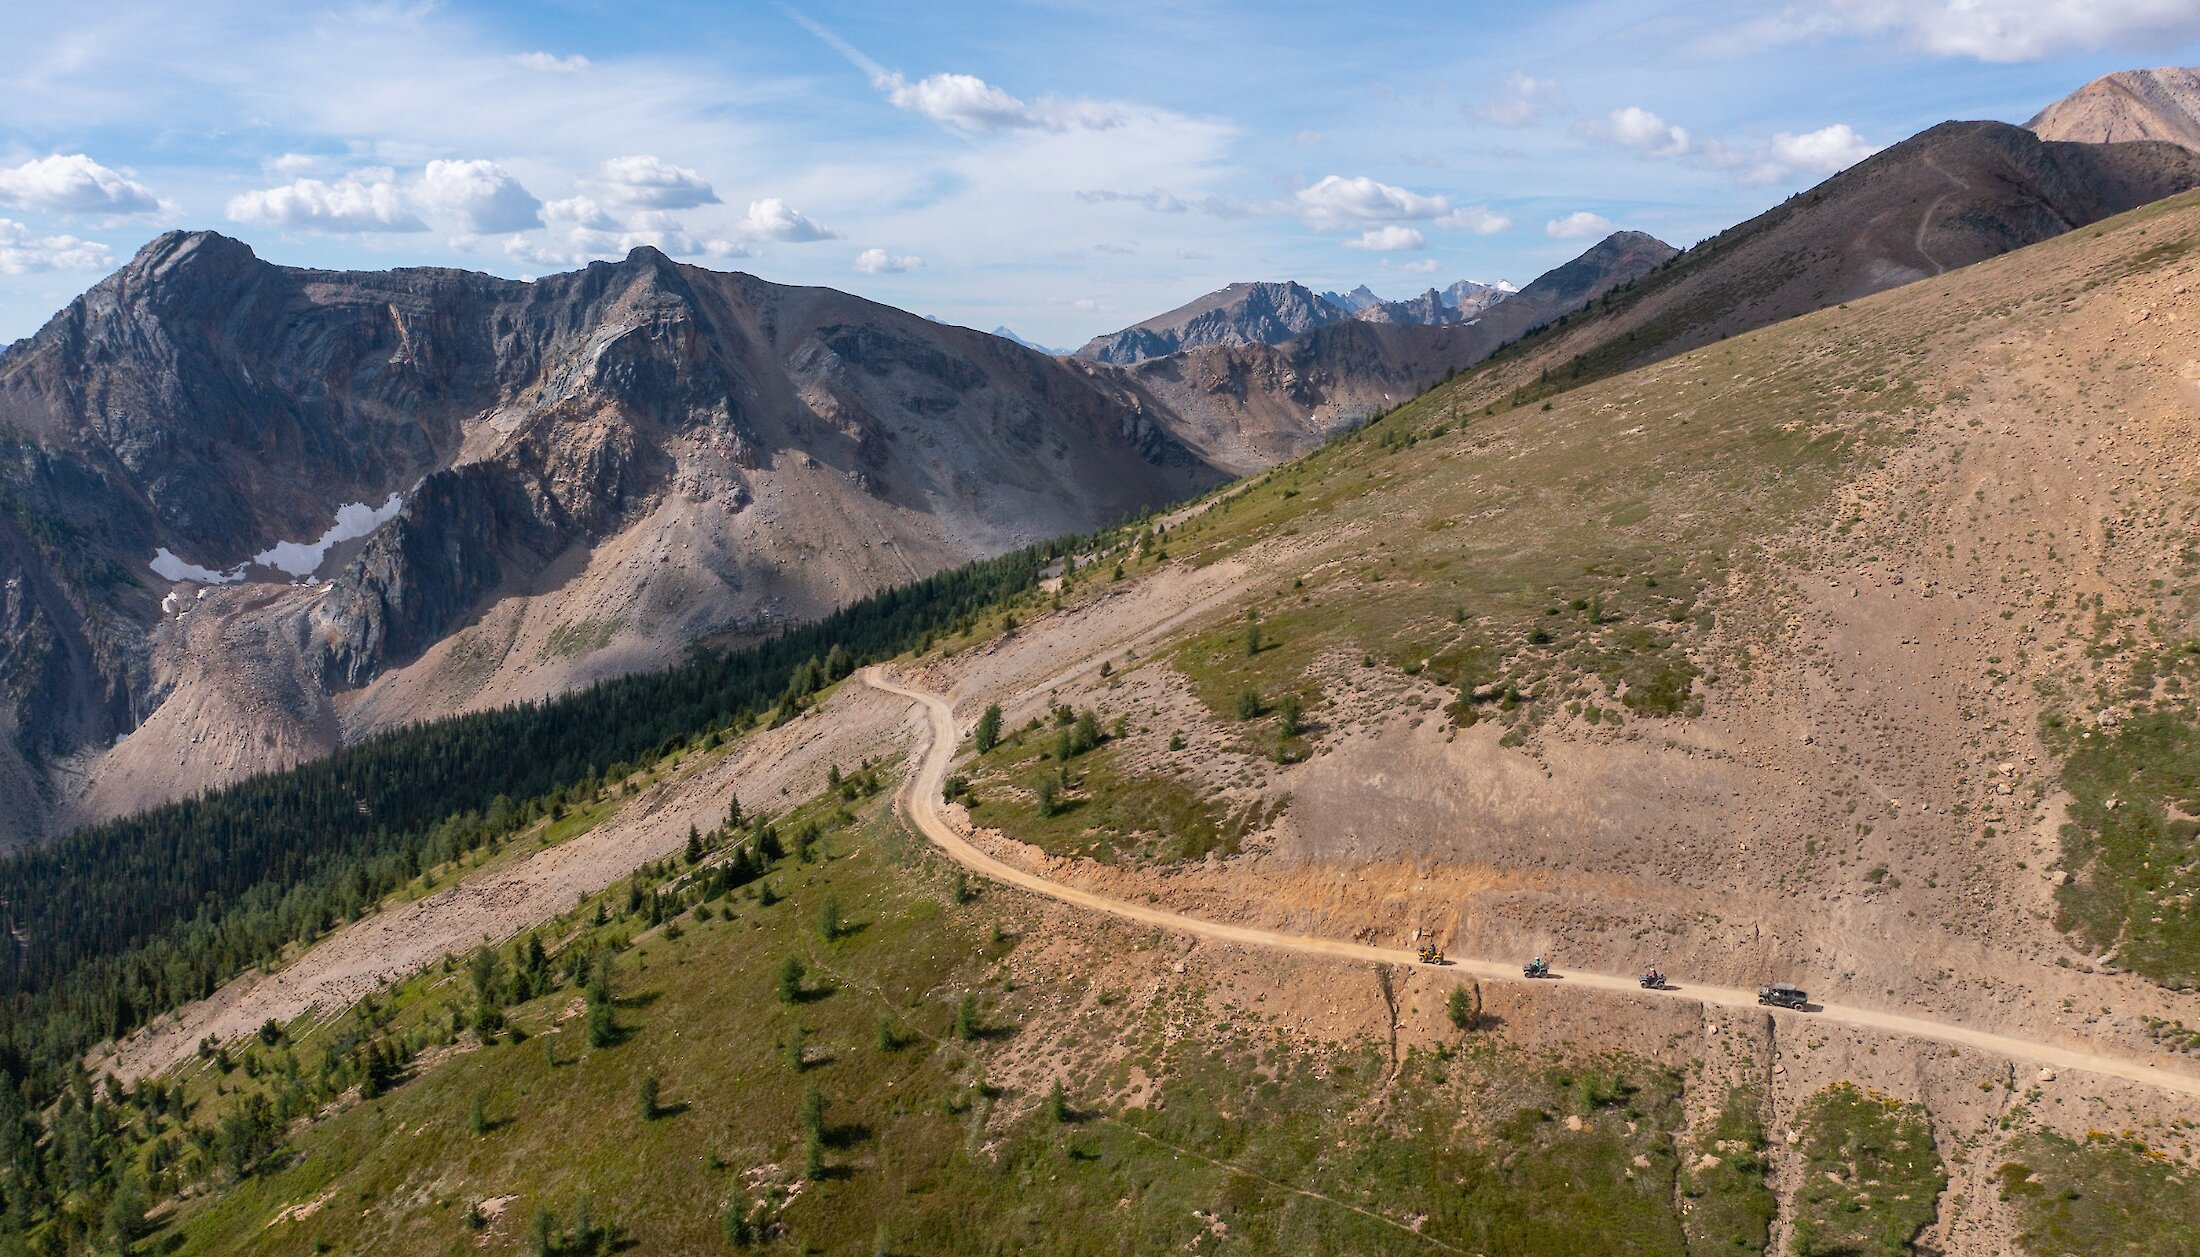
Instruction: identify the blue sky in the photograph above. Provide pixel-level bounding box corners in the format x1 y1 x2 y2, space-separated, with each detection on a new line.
3 1 2199 347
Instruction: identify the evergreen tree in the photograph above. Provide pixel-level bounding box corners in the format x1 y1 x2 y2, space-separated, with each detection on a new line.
103 1172 148 1248
973 704 1002 753
586 1001 618 1049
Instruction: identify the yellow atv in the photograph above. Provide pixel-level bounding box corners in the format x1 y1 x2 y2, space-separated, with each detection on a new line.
1417 943 1445 965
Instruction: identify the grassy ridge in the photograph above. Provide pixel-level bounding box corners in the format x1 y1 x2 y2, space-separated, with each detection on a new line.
145 799 1722 1257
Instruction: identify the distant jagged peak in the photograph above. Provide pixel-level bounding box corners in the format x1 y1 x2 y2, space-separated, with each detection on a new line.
1073 279 1345 365
1318 283 1385 312
990 326 1064 355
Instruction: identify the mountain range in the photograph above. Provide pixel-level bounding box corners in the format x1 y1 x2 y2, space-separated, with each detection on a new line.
1074 275 1521 365
0 229 1659 843
5 82 2200 846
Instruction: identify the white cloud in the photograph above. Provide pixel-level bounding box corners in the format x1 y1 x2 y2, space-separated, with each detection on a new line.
1817 0 2200 61
874 69 1126 133
1472 71 1566 128
1708 122 1881 185
0 218 115 274
1546 211 1615 239
742 197 837 242
1768 123 1878 174
0 153 161 216
1343 225 1427 251
513 51 589 73
596 155 720 209
543 195 622 232
513 195 760 267
1436 205 1512 234
265 153 320 176
1294 175 1449 229
514 203 753 267
1579 106 1692 158
854 247 922 273
1293 129 1328 147
413 159 542 233
1078 188 1188 212
1385 257 1443 274
1076 188 1190 213
883 71 1034 131
227 170 424 231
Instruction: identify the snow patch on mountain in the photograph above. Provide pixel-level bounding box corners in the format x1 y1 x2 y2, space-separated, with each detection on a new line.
150 493 406 586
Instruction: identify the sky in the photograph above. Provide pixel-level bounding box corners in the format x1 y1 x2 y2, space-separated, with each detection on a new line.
3 1 2199 348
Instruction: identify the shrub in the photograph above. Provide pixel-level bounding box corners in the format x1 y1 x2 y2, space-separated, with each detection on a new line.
721 1203 758 1247
1235 689 1265 720
1447 985 1481 1031
974 704 1002 753
777 956 806 1004
1069 711 1101 755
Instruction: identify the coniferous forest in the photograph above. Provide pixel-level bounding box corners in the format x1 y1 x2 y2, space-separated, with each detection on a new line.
0 532 1089 1103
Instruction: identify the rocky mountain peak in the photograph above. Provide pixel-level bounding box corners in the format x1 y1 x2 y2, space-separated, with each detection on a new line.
1073 280 1345 364
124 229 262 283
2028 66 2200 150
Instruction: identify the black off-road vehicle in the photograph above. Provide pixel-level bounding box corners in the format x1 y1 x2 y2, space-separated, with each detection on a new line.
1757 983 1809 1010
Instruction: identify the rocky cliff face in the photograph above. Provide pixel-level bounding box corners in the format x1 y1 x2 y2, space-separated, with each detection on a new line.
0 235 1226 842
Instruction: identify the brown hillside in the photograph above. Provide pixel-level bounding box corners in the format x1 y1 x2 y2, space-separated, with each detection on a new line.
1458 120 2200 406
2030 66 2200 150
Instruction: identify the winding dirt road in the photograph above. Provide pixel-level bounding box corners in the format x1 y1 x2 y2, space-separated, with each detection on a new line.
865 667 2200 1099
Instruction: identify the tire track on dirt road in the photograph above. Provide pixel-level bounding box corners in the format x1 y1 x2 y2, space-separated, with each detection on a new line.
865 667 2200 1100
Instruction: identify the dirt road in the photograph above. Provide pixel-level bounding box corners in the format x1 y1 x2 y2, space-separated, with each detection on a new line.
865 667 2200 1099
